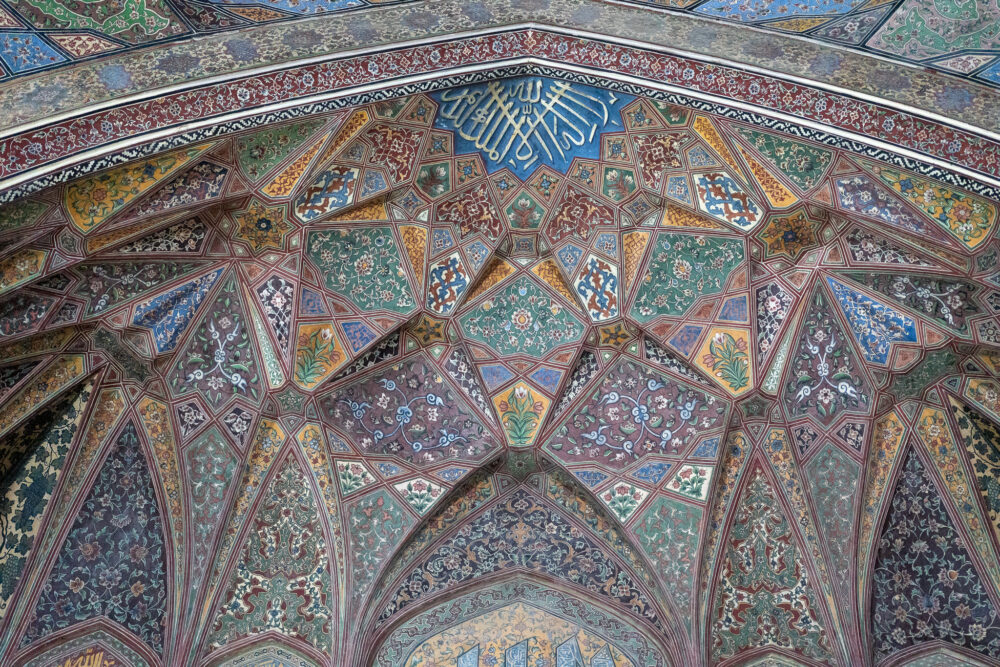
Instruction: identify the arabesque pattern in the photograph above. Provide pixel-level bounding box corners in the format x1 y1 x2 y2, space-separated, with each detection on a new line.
0 69 998 667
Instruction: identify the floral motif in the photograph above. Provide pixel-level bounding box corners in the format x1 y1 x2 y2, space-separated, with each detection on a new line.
836 175 947 241
827 276 918 365
697 329 751 396
913 406 1000 592
131 267 223 353
0 292 55 338
710 465 833 663
844 228 934 267
335 460 376 495
965 379 1000 423
64 146 207 232
782 286 870 425
71 260 208 316
168 277 262 410
841 271 981 336
755 282 793 365
347 488 414 608
183 427 236 616
293 322 347 390
889 349 957 400
377 490 663 632
495 382 548 446
374 580 664 667
208 456 333 653
443 346 493 419
23 422 167 655
254 275 294 353
602 166 637 201
459 275 585 358
633 495 702 617
129 160 227 219
416 161 451 199
599 482 648 521
632 131 685 190
872 450 1000 662
436 182 506 242
305 226 416 315
867 164 997 249
394 477 444 515
505 193 544 229
734 128 833 192
805 443 858 599
0 384 90 616
319 353 497 466
236 119 325 182
544 186 615 243
630 232 744 322
232 199 291 254
0 248 46 296
757 209 820 260
546 359 726 469
950 397 1000 544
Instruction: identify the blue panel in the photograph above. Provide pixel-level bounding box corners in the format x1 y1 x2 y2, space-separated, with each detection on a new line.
457 645 479 667
506 639 528 667
0 33 65 74
432 228 456 253
692 436 721 459
213 0 363 14
556 243 584 274
694 0 865 22
633 461 672 485
590 645 614 667
574 469 609 488
132 268 223 353
341 320 378 354
530 366 563 393
556 637 585 667
481 364 514 390
826 276 918 365
718 295 748 323
978 59 1000 84
432 76 633 179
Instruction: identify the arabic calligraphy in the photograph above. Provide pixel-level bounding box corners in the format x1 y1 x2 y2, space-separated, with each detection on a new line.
433 77 629 177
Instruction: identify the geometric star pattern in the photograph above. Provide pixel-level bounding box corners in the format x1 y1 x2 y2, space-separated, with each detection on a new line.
0 73 999 667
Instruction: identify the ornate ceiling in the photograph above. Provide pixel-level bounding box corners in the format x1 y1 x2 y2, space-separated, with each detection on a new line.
613 0 1000 89
1 0 999 91
1 3 1000 667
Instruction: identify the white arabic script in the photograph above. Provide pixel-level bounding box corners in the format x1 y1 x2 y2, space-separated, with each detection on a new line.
437 79 617 171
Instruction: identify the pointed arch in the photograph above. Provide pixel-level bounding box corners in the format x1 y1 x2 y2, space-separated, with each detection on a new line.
870 444 1000 664
18 418 171 659
0 378 95 629
182 416 289 662
199 450 335 662
912 404 1000 592
706 449 837 666
16 622 158 667
355 470 678 665
365 574 672 667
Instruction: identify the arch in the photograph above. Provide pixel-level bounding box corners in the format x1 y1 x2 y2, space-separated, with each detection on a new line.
355 465 681 664
365 574 674 667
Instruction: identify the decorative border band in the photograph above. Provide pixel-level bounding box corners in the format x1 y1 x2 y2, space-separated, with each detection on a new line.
2 29 999 200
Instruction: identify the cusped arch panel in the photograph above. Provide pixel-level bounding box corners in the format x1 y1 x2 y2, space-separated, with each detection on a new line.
356 464 680 665
870 446 1000 665
367 576 674 667
18 420 171 659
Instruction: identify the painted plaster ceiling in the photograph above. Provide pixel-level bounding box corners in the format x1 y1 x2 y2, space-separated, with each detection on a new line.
1 12 1000 666
0 0 998 89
